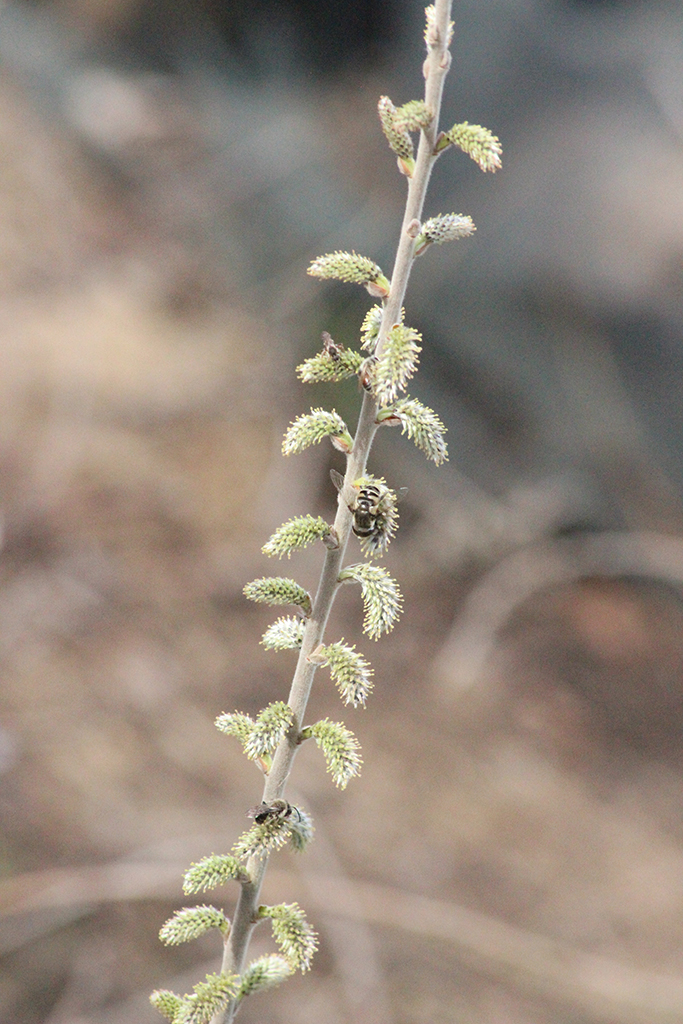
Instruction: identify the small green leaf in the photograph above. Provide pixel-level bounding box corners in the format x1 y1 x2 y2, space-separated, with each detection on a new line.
244 577 311 614
183 854 249 894
261 616 305 651
258 903 318 972
159 906 229 945
305 718 362 788
338 563 403 640
237 955 293 999
282 408 352 456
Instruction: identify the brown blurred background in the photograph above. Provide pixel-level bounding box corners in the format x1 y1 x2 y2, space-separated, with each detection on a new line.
2 0 683 1021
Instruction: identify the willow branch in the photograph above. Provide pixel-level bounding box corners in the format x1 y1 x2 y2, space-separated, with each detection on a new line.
213 3 454 1019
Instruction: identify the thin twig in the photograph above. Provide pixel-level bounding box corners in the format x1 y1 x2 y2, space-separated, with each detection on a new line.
214 3 455 1019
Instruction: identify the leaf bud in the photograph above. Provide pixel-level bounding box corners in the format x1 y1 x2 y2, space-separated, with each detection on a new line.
413 213 476 256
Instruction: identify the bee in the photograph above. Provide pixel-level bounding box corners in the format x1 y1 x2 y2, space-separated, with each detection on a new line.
358 355 377 392
330 469 401 557
247 799 300 825
321 331 344 361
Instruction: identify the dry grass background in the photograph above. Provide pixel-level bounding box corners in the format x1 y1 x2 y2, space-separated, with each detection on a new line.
2 2 683 1022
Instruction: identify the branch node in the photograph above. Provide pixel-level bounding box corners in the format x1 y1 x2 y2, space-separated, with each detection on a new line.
322 527 340 550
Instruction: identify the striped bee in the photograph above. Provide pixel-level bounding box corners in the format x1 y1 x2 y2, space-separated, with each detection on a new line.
247 799 300 824
330 469 401 556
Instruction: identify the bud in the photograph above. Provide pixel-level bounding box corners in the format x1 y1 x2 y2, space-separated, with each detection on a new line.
438 121 502 172
396 155 416 178
330 432 354 454
394 99 433 133
308 251 389 296
424 3 453 49
365 275 391 299
377 96 414 163
306 644 328 666
413 213 476 256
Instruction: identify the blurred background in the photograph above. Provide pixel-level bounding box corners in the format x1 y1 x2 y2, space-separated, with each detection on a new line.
2 0 683 1021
